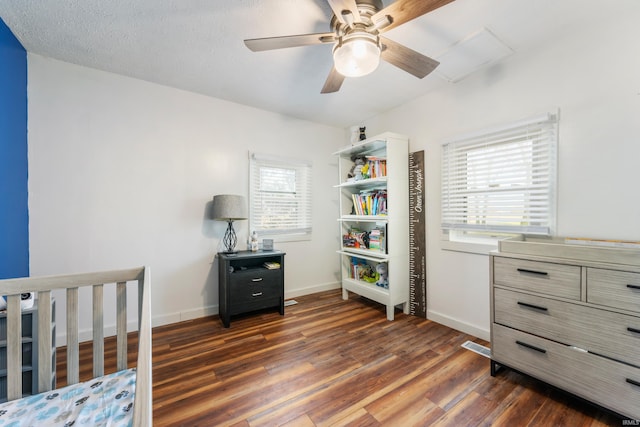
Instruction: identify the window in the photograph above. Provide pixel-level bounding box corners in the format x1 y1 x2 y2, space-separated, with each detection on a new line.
249 152 312 241
441 112 558 245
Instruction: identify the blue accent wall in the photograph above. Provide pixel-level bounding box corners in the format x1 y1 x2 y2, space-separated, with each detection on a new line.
0 18 28 279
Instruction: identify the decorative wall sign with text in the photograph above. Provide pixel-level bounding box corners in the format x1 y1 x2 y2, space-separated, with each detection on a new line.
408 150 427 318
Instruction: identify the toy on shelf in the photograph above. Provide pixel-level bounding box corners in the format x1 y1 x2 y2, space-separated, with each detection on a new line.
250 231 259 252
375 262 388 289
350 258 378 283
343 228 369 249
0 292 34 310
347 156 366 181
359 127 367 141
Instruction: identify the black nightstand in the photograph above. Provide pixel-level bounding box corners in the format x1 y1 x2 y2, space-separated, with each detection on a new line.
216 250 285 328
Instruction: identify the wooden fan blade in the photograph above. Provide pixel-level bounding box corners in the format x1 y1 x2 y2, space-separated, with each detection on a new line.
321 67 346 93
327 0 362 24
244 32 335 52
373 0 455 33
380 37 439 78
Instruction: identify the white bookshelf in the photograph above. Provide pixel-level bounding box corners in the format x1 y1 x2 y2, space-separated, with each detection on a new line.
333 132 409 320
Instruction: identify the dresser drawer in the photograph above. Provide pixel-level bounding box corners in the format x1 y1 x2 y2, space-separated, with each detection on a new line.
229 296 281 316
587 268 640 312
229 268 281 287
494 288 640 367
492 324 640 420
229 269 282 304
493 257 581 300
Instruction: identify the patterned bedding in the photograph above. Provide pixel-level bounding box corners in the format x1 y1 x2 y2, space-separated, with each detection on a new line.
0 368 136 427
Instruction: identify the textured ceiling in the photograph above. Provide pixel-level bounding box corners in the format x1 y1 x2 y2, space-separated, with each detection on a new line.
0 0 624 127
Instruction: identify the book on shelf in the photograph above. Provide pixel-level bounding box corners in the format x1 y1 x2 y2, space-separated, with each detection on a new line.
350 190 387 216
368 225 386 253
346 157 387 182
263 262 281 269
363 157 387 179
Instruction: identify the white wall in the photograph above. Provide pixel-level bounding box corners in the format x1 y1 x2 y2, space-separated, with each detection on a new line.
27 55 345 339
363 8 640 340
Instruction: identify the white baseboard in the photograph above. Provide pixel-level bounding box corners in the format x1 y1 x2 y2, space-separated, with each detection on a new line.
152 282 341 328
427 309 490 341
58 321 140 347
151 305 219 328
285 281 341 299
55 282 339 345
57 307 220 346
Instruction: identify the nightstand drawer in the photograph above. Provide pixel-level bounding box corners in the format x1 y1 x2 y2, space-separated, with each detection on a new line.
230 278 281 304
494 287 640 367
229 268 281 288
229 297 281 316
587 268 640 312
493 257 581 300
492 324 640 420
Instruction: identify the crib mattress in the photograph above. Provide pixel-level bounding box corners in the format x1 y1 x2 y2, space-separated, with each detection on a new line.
0 368 136 427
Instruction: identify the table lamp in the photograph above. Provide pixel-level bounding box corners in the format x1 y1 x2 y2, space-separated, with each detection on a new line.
211 194 248 254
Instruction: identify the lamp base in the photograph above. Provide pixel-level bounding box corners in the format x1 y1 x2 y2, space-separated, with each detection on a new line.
222 221 238 254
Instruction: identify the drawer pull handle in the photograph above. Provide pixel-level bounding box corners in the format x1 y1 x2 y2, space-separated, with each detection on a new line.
252 292 263 297
627 284 640 290
517 301 548 312
517 268 548 276
251 278 263 282
626 378 640 388
516 340 547 354
628 327 640 334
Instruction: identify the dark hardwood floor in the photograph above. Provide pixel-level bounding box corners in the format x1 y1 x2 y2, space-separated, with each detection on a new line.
59 289 626 426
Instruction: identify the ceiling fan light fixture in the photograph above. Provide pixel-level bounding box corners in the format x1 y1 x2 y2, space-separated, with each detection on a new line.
333 32 381 77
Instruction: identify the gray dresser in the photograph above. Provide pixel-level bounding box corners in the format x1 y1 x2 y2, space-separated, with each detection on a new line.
0 299 56 402
490 237 640 420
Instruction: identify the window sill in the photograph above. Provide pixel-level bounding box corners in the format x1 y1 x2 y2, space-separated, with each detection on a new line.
440 239 498 256
263 233 312 244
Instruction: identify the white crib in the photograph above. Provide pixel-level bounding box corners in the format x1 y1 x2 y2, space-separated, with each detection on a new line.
0 266 152 426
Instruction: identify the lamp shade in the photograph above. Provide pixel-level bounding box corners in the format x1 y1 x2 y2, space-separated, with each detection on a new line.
211 195 248 221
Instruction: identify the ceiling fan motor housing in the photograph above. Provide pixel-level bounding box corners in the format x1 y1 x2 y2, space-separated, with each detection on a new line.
331 0 384 35
356 0 384 13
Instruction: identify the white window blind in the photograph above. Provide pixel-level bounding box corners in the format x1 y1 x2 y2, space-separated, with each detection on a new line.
249 152 312 240
441 112 558 235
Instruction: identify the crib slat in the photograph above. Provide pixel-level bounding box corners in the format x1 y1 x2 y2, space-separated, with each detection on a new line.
93 284 104 377
133 267 152 426
116 281 127 371
6 295 22 401
66 287 80 385
37 291 53 393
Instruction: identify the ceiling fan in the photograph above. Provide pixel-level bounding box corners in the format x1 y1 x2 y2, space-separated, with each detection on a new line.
244 0 454 93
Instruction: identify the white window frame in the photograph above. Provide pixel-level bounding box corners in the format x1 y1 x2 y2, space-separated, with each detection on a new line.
440 111 558 254
249 152 312 243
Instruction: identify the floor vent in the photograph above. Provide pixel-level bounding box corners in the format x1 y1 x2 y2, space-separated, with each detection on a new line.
284 300 298 306
461 340 491 358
